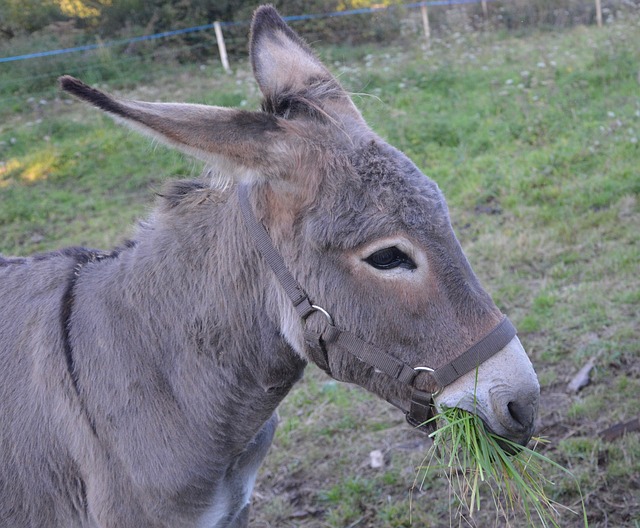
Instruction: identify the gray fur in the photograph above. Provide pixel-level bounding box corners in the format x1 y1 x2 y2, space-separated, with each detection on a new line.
0 6 538 527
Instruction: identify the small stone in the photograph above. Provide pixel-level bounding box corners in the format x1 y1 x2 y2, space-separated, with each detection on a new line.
369 449 384 469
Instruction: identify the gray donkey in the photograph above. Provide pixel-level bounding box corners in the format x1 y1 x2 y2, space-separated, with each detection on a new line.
0 6 539 527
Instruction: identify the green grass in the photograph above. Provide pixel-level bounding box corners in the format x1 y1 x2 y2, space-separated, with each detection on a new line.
2 10 639 528
0 120 194 253
417 407 587 527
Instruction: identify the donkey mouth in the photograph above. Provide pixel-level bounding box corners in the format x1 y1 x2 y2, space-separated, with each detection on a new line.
435 397 537 451
483 422 533 454
472 401 536 452
433 333 540 452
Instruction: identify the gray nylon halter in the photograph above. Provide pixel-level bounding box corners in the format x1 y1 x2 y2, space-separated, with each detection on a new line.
237 184 516 432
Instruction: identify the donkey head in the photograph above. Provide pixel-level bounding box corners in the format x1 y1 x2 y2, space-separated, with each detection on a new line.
60 6 539 445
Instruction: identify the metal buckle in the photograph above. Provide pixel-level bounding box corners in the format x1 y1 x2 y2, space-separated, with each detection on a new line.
310 304 334 326
413 366 441 397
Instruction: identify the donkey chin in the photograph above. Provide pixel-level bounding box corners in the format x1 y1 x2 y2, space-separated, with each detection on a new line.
435 335 540 449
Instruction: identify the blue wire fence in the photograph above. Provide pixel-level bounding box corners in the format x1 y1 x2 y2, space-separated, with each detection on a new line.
0 0 607 110
0 0 490 64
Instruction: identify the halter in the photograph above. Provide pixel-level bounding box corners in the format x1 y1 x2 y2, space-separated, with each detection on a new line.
237 185 516 433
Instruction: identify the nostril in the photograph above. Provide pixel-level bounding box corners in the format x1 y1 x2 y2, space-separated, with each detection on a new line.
507 400 535 430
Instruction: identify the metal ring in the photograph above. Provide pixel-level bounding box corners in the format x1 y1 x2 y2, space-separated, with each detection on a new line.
310 304 334 326
413 366 441 397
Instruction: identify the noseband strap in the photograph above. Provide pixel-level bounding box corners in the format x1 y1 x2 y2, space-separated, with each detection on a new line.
237 185 516 432
431 316 516 387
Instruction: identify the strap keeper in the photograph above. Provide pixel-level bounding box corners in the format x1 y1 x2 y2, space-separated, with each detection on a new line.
294 296 315 319
397 364 417 385
303 329 331 375
405 389 436 433
321 325 340 345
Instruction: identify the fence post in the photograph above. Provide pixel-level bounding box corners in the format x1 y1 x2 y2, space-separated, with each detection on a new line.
481 0 488 19
595 0 603 27
421 4 431 45
213 21 231 73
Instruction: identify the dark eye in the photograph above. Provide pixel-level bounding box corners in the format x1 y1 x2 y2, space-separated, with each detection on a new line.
364 247 416 271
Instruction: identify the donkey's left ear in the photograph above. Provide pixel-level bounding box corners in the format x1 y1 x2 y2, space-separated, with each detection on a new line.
250 5 361 119
59 75 293 183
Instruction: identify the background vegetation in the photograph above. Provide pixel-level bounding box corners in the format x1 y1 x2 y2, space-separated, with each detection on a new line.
0 0 625 38
1 1 639 527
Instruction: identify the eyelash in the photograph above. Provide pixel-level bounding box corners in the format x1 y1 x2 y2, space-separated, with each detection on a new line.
364 247 417 271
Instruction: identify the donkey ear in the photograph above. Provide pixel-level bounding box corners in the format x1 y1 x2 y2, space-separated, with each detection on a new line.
59 75 290 182
250 5 359 118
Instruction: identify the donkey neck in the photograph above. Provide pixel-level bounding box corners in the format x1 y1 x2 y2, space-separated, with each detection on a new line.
68 182 305 467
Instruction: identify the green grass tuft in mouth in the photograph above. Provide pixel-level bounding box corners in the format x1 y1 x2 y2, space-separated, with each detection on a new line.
413 407 588 527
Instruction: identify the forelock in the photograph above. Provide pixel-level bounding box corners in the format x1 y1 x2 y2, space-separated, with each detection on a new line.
307 140 450 250
261 79 348 121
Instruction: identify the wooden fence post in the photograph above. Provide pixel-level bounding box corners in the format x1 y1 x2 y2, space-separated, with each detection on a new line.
213 21 231 73
481 0 488 19
421 4 431 45
595 0 603 27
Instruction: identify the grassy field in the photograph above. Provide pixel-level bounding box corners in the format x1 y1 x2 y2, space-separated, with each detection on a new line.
1 11 639 528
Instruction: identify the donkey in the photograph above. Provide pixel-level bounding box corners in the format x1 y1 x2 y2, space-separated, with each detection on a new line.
0 6 539 527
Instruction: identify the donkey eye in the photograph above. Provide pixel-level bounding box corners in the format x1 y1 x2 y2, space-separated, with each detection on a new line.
364 247 416 271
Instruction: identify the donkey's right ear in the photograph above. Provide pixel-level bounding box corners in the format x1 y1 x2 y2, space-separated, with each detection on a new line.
59 76 293 182
249 6 360 119
250 6 329 98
